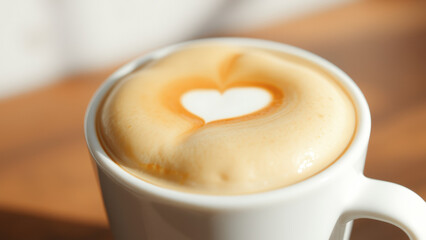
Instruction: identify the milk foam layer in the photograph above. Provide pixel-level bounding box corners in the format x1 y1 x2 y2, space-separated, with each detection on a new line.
99 43 356 194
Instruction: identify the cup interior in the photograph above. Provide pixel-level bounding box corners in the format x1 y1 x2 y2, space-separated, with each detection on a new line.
84 38 371 209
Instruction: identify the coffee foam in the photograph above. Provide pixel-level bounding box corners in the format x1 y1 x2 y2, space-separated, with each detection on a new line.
98 43 356 194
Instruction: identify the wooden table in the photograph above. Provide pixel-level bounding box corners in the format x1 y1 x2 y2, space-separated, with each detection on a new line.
1 0 425 239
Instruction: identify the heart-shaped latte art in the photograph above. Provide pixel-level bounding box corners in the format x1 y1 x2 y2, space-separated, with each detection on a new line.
181 87 272 123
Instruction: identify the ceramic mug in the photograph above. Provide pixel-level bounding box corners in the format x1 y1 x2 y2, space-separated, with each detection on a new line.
85 38 426 240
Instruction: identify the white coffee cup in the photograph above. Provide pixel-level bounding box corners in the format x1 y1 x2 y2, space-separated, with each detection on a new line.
85 38 426 240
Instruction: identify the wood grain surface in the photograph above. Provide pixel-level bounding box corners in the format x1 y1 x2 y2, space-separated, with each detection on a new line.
1 0 425 239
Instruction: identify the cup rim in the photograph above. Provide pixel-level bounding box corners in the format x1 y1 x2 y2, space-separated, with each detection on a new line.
84 37 371 210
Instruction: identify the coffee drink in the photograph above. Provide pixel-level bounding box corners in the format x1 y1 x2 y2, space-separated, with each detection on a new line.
97 43 356 194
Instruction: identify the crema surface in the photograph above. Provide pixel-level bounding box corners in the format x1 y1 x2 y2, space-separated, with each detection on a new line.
98 44 356 194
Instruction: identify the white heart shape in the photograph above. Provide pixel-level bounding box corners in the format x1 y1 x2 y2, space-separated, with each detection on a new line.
181 87 272 123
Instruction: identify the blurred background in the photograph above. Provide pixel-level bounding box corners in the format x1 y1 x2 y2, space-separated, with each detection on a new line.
0 0 425 239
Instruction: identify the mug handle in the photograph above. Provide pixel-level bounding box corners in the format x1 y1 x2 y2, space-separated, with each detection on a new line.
335 175 426 240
